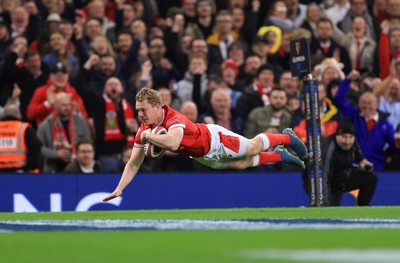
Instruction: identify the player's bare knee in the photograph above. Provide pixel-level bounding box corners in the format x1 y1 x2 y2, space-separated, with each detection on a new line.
246 141 261 156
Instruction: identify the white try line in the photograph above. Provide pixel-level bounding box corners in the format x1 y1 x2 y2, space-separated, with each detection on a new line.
241 249 400 262
1 218 400 232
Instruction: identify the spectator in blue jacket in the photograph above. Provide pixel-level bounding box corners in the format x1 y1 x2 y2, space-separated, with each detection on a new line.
335 78 396 170
42 30 79 78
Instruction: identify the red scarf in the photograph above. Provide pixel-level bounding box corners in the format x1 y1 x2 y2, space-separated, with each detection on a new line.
255 83 272 105
104 95 134 144
255 83 266 97
52 113 76 160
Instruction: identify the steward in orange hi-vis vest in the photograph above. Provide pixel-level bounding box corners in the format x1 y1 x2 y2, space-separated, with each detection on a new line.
0 105 42 173
0 120 30 169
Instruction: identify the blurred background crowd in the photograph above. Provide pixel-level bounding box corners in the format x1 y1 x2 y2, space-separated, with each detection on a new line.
0 0 399 174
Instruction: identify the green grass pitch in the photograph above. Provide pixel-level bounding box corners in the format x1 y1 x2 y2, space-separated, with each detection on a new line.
1 207 399 263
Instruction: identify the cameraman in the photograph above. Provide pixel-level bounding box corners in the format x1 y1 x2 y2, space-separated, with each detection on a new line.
323 117 378 206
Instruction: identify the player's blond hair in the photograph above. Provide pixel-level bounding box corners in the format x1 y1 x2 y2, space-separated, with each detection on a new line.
136 88 162 106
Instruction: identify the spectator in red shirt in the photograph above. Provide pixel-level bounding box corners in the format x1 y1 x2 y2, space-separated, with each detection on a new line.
26 62 88 126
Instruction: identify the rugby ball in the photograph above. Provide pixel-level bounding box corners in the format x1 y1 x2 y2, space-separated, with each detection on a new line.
143 126 168 159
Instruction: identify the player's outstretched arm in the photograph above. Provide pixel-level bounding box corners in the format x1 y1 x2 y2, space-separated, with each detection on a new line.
103 147 145 202
145 127 184 151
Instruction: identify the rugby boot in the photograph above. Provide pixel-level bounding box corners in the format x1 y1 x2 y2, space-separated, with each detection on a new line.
274 145 306 170
282 128 308 161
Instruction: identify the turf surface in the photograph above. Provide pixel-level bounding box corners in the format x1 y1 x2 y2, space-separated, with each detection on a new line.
1 207 399 263
1 206 400 220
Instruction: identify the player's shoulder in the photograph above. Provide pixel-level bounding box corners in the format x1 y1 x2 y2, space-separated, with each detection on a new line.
162 105 186 128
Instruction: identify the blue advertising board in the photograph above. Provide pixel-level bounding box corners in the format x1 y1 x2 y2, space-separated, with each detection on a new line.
0 172 399 212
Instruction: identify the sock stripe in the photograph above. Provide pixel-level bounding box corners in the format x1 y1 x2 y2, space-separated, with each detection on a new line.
256 133 270 150
252 155 260 167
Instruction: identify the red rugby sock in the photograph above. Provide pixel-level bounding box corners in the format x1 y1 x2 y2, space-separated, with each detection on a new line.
265 133 290 147
258 152 282 165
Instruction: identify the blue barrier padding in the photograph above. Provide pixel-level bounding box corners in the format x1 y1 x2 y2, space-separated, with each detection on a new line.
0 172 399 212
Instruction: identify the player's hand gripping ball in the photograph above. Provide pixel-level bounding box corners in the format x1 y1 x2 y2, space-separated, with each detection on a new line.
143 126 167 159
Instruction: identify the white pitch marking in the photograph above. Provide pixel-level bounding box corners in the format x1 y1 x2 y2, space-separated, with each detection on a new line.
241 249 400 262
1 218 400 231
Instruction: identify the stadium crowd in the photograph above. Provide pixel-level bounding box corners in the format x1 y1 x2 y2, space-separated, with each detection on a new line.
0 0 400 177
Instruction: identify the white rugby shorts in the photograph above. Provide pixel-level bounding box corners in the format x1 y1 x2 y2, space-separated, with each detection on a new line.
193 124 249 169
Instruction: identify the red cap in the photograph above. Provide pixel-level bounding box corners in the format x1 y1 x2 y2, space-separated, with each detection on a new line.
75 9 87 19
220 59 238 75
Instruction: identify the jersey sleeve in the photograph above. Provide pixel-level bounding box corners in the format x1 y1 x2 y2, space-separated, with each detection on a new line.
134 125 146 148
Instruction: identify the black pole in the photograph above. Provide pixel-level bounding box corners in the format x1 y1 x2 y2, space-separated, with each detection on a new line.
290 38 327 206
303 76 324 206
